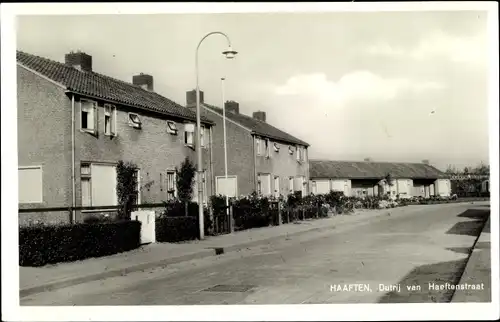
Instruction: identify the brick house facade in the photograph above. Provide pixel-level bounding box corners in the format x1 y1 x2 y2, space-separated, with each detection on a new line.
185 90 310 198
17 51 214 225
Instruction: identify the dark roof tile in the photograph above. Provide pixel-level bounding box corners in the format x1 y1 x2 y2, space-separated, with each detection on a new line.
16 50 212 124
310 160 448 180
204 104 309 146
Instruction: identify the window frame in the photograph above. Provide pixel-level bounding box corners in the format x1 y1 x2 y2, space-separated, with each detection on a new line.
103 104 117 136
80 99 98 134
165 170 177 200
184 123 195 147
128 112 142 129
166 121 178 135
265 139 270 159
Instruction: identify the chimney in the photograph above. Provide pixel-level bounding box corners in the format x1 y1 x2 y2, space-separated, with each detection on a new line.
186 89 204 108
65 51 92 72
252 111 266 122
364 158 372 162
225 101 240 114
422 159 430 165
133 73 154 91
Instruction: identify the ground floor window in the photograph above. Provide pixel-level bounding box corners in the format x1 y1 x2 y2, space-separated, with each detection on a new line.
80 163 118 207
165 170 177 200
18 166 43 204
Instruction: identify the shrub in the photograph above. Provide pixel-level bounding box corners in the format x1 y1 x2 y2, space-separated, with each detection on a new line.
19 220 141 267
176 157 196 203
157 200 212 241
232 192 273 231
156 216 199 242
116 161 139 220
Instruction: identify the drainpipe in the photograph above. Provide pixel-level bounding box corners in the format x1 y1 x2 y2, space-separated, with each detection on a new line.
71 94 76 223
252 135 257 193
209 125 215 198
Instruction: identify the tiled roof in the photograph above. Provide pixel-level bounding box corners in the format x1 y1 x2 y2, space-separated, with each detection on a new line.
16 50 213 124
310 160 448 180
204 104 309 146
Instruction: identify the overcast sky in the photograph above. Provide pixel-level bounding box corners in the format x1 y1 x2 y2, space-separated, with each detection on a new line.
16 11 491 171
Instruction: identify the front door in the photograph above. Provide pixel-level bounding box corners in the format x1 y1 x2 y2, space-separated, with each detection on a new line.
274 176 280 198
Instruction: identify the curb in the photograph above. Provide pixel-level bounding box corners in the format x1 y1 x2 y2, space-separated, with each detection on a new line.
18 204 454 298
450 215 491 302
20 216 345 298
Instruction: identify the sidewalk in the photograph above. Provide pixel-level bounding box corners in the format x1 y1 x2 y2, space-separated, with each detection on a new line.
18 204 445 298
451 216 491 302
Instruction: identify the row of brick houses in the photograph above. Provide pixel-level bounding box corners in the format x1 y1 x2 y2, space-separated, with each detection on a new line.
17 50 451 225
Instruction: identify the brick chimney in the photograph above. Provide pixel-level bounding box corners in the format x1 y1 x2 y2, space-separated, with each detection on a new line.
252 111 266 122
225 101 240 114
65 51 92 72
133 73 154 91
422 159 430 165
186 89 204 108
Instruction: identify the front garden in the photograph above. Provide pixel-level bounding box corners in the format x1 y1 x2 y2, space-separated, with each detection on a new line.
19 157 489 267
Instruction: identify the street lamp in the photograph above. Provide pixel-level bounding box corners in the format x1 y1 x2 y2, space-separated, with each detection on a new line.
195 31 238 240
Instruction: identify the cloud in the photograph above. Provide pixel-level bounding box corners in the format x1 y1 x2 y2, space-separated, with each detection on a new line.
273 71 444 105
366 30 487 66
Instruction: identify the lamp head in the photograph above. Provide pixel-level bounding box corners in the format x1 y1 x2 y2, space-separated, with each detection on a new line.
222 46 238 59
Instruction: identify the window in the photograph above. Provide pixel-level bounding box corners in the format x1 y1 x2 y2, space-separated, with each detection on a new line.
273 142 280 152
81 100 97 133
288 146 294 155
265 139 270 158
201 126 210 148
288 177 294 192
311 181 317 194
128 113 142 129
184 123 195 147
257 174 271 196
18 166 43 204
256 138 264 156
104 104 117 136
166 121 178 135
81 164 91 207
274 176 280 197
81 163 118 208
296 146 303 162
165 171 177 200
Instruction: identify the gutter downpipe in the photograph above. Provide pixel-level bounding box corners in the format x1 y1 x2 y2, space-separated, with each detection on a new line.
252 133 257 193
71 94 76 223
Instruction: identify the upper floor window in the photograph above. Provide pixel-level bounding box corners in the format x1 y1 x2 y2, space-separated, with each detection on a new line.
81 100 97 133
104 104 117 136
128 113 142 129
201 126 210 148
265 139 270 158
256 137 265 156
296 146 305 163
166 121 178 135
184 123 195 147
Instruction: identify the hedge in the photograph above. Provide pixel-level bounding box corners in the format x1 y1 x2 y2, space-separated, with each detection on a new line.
156 200 212 242
19 220 141 267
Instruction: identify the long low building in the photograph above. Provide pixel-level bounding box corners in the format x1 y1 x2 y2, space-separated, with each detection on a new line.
309 160 452 198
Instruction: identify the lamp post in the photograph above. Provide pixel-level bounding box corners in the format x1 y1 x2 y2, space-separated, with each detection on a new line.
195 31 237 240
221 77 230 224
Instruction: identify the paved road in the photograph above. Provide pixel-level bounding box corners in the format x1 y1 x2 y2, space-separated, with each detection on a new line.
21 202 490 305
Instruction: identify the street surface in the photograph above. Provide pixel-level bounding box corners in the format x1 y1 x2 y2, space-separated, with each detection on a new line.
21 202 490 305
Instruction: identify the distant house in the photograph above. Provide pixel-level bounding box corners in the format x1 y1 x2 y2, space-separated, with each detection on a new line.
185 90 310 198
17 50 214 225
309 160 451 198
